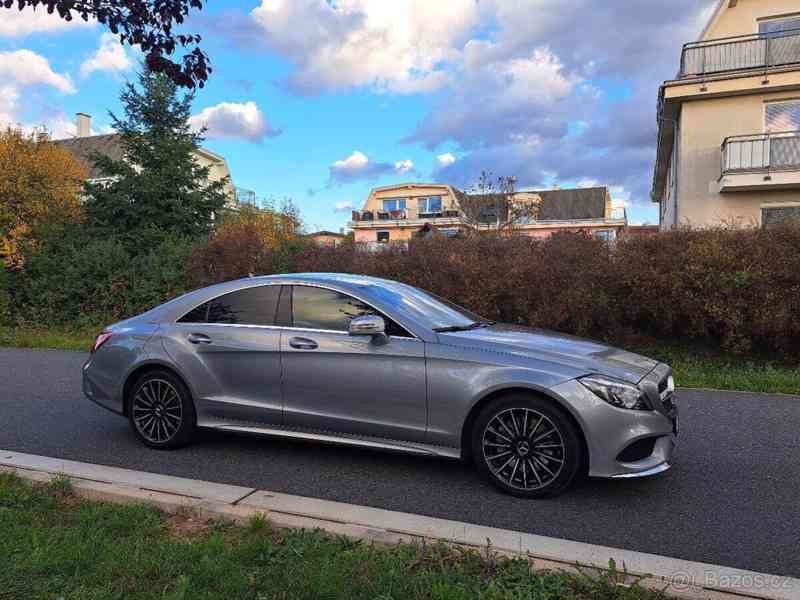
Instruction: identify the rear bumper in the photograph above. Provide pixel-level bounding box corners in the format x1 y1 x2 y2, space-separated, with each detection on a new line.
83 358 124 416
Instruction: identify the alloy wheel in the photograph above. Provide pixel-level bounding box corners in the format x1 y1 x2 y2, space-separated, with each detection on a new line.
132 378 184 444
481 407 566 491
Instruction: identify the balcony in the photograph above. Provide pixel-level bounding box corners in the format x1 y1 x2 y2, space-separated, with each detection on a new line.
720 131 800 191
350 209 461 226
234 187 258 207
680 28 800 78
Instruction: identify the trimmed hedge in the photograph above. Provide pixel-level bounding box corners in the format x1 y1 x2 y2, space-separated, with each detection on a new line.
7 223 800 358
288 226 800 357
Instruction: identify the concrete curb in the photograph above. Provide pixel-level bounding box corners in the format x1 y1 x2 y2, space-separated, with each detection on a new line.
1 450 797 600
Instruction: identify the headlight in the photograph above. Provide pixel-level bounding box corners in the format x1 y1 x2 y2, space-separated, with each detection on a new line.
579 375 651 410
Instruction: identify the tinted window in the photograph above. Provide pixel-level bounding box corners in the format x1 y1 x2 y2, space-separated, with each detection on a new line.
178 285 281 326
291 286 412 337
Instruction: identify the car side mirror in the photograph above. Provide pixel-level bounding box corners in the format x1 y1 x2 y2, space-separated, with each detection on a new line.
349 315 388 345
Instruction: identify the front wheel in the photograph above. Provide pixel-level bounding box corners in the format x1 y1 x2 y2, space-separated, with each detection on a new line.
471 394 583 498
128 370 196 449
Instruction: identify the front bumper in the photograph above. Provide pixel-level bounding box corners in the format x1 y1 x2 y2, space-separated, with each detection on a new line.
551 366 678 479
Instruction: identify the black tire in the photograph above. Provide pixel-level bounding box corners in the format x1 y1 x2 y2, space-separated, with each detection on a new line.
127 369 196 449
471 394 583 498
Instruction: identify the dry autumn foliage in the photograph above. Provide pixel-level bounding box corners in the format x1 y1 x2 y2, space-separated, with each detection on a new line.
0 128 87 269
188 202 302 286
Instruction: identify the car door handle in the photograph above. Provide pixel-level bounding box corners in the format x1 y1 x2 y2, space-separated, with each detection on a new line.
289 337 318 350
187 333 212 345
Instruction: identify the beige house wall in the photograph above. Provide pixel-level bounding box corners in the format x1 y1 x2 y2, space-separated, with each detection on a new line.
677 90 800 227
655 0 800 229
194 150 236 203
308 233 346 247
704 0 800 39
362 184 459 219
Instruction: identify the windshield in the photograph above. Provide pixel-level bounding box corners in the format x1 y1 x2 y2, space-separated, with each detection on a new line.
363 282 491 332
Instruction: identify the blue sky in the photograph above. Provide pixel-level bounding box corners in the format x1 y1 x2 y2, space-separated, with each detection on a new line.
0 0 717 231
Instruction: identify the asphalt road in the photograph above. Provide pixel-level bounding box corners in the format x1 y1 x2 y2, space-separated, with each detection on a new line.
1 348 798 577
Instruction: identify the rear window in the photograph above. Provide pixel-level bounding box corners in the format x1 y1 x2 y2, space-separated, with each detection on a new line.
178 285 282 326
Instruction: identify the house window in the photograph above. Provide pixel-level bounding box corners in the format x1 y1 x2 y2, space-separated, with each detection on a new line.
376 231 390 243
417 196 443 214
762 205 800 227
759 16 800 37
765 100 800 132
382 198 406 212
595 229 616 242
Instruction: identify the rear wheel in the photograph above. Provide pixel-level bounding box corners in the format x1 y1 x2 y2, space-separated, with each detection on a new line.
471 394 582 498
128 370 195 449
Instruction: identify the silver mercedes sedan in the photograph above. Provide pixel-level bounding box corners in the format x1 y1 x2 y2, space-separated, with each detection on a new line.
83 273 678 498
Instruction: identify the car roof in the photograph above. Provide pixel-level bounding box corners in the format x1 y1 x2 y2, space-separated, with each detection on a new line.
124 273 437 341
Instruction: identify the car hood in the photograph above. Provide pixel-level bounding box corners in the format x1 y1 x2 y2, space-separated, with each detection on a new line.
437 323 658 384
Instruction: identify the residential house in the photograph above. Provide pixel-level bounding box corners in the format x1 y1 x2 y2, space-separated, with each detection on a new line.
306 230 347 247
349 183 626 245
653 0 800 229
54 113 242 205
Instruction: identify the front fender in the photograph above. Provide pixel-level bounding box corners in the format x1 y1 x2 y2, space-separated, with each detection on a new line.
425 342 584 447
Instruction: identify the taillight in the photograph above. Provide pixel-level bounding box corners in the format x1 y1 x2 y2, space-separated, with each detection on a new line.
91 332 113 353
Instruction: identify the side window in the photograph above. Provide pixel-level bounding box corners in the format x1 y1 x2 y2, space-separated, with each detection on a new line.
759 17 800 37
376 231 390 243
290 286 413 337
762 205 800 227
178 285 281 326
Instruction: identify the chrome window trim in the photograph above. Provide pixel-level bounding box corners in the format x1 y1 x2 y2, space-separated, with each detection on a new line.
173 280 421 341
171 320 418 341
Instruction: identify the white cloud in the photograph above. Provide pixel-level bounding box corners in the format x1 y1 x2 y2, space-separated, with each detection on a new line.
0 50 75 94
249 0 478 94
188 101 279 142
409 45 581 150
394 159 414 174
436 153 456 168
0 85 19 126
80 33 133 78
334 201 355 213
333 151 369 172
0 6 94 37
329 150 392 183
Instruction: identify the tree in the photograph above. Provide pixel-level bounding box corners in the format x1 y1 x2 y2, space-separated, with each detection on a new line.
2 0 211 88
188 200 303 286
84 68 228 243
458 171 541 232
0 127 86 269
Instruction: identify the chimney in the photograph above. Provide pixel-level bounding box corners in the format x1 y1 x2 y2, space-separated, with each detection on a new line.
76 112 92 138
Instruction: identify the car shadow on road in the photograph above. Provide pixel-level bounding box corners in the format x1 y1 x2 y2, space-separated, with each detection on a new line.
190 427 675 502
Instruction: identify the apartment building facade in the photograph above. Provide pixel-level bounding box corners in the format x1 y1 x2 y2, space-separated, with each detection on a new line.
653 0 800 229
349 183 626 245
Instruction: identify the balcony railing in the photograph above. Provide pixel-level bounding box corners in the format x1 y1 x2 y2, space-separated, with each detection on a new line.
722 131 800 174
352 209 460 222
235 187 258 206
680 28 800 78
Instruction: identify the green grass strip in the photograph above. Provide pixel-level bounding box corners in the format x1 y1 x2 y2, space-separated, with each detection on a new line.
0 472 669 600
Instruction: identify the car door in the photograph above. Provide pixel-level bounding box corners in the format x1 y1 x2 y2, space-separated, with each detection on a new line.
280 284 428 442
160 284 284 426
